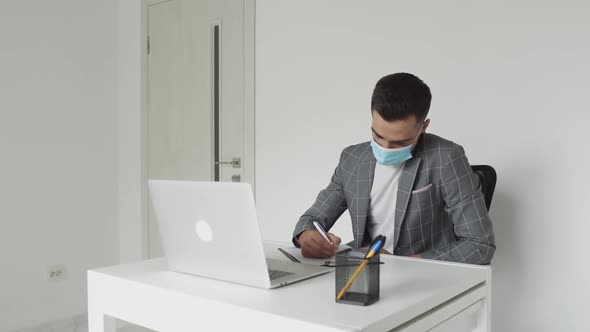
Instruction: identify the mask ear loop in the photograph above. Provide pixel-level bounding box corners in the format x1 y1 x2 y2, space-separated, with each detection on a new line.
409 122 425 150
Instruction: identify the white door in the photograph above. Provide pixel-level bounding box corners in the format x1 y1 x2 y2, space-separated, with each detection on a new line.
146 0 249 257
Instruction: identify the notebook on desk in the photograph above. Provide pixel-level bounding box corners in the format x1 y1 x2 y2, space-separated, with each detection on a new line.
148 180 332 289
278 244 352 266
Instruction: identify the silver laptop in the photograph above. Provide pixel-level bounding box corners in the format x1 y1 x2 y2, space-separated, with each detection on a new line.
148 180 331 289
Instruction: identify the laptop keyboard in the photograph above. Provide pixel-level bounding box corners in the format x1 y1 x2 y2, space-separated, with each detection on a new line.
268 269 295 280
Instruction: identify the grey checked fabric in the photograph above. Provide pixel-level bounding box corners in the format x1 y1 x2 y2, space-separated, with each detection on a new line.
292 133 496 265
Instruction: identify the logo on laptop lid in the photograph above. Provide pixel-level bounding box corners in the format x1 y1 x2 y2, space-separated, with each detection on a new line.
195 220 213 243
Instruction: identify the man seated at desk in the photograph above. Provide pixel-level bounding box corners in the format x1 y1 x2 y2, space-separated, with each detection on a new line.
292 73 495 265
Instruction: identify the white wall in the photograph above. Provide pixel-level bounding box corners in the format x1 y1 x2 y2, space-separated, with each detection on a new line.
0 0 119 330
256 0 590 331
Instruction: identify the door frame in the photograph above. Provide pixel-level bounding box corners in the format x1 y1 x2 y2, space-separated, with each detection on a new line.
117 0 255 261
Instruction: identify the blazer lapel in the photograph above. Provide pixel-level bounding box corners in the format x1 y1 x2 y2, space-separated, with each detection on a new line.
354 146 376 248
393 156 422 248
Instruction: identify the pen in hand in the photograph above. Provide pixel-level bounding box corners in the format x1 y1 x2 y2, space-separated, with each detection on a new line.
313 221 333 245
298 222 341 258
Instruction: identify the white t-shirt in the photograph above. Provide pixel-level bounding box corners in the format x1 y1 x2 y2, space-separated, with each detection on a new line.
367 162 405 254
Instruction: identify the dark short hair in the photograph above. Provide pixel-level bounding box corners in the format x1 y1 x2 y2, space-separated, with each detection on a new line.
371 73 432 123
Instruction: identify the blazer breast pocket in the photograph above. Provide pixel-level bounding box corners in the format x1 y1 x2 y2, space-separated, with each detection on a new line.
411 183 432 194
408 183 434 212
403 184 436 234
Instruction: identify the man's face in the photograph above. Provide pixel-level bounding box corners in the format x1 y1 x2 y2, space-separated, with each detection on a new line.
371 111 430 149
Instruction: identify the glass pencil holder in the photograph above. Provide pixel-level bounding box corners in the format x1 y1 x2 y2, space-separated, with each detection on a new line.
335 249 380 306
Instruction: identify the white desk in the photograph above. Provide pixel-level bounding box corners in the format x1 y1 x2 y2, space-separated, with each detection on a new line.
88 242 491 332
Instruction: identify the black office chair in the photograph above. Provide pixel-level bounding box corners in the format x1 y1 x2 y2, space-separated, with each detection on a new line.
471 165 497 211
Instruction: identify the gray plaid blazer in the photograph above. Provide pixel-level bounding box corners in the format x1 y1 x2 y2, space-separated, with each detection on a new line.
292 133 495 265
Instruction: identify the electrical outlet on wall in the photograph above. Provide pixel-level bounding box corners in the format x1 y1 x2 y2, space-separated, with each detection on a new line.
46 265 67 282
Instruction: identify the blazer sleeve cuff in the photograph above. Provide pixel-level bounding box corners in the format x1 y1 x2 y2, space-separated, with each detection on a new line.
292 216 316 248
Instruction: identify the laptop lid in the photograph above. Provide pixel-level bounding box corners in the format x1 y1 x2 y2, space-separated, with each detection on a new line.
148 180 271 288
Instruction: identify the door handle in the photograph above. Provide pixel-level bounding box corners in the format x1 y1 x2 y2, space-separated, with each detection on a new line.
215 157 241 168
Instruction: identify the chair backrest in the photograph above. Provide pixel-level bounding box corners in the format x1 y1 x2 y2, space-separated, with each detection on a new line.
471 165 497 211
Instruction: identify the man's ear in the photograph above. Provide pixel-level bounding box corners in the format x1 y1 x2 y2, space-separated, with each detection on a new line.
422 119 431 132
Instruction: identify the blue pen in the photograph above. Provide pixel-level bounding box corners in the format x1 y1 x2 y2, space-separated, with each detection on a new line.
364 235 386 259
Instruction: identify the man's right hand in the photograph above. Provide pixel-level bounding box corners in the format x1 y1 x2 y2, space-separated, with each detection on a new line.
298 230 341 258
